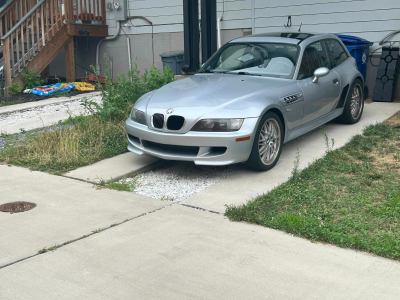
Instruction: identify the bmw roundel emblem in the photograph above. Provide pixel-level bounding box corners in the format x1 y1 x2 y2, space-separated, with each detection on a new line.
166 108 174 114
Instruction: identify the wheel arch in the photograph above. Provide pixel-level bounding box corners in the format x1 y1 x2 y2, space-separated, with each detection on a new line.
267 108 286 136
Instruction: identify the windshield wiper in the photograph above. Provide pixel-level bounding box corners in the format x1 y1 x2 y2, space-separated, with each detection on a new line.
200 70 225 74
226 71 262 76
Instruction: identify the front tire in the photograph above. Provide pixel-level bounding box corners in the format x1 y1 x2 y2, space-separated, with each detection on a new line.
339 79 364 124
246 112 283 171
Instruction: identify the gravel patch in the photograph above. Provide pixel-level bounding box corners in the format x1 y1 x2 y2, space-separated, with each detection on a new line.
125 162 241 201
0 95 102 127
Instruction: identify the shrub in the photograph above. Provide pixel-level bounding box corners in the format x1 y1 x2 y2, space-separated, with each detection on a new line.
86 62 174 122
8 83 22 96
21 69 44 89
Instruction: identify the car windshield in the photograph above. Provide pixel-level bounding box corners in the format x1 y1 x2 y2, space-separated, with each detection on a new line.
199 42 300 79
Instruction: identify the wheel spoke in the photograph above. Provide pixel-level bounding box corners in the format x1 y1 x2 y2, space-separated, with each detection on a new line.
257 118 281 166
350 84 362 119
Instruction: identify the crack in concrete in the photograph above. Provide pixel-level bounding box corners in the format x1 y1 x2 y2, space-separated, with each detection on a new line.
0 198 219 270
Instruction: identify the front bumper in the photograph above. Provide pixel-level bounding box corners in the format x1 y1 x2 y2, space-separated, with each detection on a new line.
125 118 258 165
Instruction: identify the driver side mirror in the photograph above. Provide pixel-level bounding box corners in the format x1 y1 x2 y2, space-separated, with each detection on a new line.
312 67 329 83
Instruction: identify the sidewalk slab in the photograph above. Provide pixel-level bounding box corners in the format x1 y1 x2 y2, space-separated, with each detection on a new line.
0 92 101 115
0 164 164 267
185 102 400 213
64 152 159 182
1 205 399 300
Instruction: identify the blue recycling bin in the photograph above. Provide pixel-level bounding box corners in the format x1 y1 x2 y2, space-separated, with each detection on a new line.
335 34 373 81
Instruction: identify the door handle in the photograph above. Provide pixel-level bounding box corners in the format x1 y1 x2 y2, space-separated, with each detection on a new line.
333 78 339 85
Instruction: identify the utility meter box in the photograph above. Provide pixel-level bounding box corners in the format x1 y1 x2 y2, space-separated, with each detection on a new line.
113 0 128 21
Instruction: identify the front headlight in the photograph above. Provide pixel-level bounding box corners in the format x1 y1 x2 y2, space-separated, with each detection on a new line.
131 109 147 125
191 119 244 132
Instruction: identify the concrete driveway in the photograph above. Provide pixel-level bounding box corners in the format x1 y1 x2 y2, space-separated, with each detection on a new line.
1 102 400 299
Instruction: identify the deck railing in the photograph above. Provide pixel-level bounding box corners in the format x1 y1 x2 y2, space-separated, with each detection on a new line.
73 0 106 24
1 0 66 87
0 0 41 40
0 0 107 89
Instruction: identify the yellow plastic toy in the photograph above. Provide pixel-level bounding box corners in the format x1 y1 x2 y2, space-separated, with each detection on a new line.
73 82 95 91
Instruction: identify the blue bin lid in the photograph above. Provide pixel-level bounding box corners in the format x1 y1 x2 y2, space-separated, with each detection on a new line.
335 34 373 46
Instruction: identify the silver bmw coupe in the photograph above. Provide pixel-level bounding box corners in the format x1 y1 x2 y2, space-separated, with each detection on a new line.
126 32 364 171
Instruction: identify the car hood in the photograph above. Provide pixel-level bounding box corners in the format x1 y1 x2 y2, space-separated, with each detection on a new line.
146 74 290 119
140 74 293 133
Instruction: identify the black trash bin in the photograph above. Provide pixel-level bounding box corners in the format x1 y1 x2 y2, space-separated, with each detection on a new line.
160 51 185 75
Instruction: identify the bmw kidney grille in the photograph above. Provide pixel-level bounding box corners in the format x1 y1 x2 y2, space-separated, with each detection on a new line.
167 116 185 131
152 114 164 129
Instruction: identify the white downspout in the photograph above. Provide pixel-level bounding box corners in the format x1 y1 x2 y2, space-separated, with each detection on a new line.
217 15 222 49
251 0 255 34
95 21 121 74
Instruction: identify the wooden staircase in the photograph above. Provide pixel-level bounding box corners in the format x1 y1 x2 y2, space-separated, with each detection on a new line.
0 0 107 95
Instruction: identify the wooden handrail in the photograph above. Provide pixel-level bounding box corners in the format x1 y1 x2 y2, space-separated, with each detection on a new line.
0 0 40 39
1 0 108 93
2 0 66 90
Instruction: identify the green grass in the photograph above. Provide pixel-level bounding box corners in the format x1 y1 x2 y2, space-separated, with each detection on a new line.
226 123 400 260
97 176 140 192
0 115 127 174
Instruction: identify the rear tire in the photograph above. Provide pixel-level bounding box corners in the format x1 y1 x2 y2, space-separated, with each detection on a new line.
338 79 364 124
246 112 283 171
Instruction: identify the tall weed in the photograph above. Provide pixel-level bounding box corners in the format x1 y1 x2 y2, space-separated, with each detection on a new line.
86 62 174 122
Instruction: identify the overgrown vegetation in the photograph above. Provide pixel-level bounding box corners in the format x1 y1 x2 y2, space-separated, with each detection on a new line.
226 122 400 260
0 116 127 173
8 83 22 96
21 69 44 89
0 64 174 173
84 62 174 122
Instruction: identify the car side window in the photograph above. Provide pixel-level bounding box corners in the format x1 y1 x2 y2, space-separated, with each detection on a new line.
297 41 330 80
325 39 349 68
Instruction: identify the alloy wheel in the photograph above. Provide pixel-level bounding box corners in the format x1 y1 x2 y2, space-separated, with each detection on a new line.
350 84 363 119
258 118 281 165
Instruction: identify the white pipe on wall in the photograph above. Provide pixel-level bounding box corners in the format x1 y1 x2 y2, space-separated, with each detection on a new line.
217 16 222 49
95 21 121 74
127 36 132 78
251 0 255 34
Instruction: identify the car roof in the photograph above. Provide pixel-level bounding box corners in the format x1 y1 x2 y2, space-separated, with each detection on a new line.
230 32 333 45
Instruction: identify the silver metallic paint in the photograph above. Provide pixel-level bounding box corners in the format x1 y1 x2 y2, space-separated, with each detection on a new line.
126 33 363 165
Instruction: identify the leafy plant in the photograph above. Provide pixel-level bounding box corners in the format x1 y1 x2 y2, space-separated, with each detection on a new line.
21 69 44 89
87 61 175 122
8 83 22 96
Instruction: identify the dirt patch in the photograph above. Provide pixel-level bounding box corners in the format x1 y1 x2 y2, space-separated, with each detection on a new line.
385 111 400 126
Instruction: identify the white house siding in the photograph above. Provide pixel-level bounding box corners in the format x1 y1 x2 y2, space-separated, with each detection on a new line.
107 0 254 35
254 0 400 51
